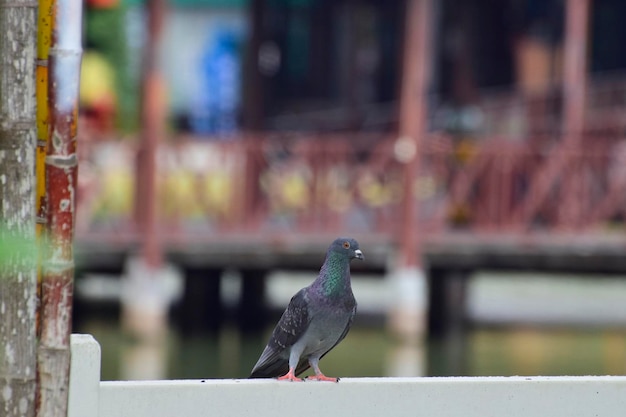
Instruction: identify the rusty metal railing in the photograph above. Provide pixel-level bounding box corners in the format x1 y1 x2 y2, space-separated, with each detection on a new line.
75 131 626 248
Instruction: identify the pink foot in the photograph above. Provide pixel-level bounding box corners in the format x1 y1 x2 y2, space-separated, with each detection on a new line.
306 374 339 382
277 369 303 382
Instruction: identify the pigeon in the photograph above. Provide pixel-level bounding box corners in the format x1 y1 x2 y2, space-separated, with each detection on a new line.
249 237 363 382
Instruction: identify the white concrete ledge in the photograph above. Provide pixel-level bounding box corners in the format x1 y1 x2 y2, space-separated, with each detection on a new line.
68 334 101 417
70 335 626 417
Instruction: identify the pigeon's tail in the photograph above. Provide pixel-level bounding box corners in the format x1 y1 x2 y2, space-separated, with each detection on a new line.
249 356 310 379
249 357 289 379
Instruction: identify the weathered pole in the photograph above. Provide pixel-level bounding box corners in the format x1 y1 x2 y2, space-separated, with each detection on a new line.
37 0 82 414
389 0 432 341
34 0 53 411
35 0 54 336
0 0 38 415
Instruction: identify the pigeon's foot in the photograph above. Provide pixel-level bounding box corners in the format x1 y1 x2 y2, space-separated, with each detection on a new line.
277 369 303 382
306 374 339 382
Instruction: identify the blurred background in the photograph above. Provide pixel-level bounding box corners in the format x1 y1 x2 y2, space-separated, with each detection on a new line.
74 0 626 380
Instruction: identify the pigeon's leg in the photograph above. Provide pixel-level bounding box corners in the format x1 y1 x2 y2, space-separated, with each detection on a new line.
277 346 305 382
305 357 339 382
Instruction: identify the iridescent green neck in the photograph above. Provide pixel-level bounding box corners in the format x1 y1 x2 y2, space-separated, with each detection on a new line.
316 251 351 297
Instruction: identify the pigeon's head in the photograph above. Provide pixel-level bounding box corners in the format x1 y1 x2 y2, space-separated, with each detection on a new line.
329 237 364 261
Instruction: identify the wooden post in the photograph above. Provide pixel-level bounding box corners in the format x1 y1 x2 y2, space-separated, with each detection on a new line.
388 0 432 341
242 0 265 131
512 0 590 229
562 0 589 141
38 0 82 414
123 0 178 344
240 0 266 228
398 0 431 269
0 0 38 414
558 0 590 227
135 0 165 269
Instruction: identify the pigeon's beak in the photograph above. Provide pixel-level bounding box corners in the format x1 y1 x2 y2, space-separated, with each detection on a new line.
354 249 364 260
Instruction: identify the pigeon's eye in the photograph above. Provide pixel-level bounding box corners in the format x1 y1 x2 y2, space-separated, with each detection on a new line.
342 241 351 249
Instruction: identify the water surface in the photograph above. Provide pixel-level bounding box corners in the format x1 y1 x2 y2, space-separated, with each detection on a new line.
80 319 626 380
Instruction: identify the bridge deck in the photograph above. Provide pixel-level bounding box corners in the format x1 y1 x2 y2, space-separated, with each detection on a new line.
76 232 626 273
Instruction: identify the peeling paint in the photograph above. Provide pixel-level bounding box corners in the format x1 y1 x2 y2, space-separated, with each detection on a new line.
52 130 63 151
51 53 82 114
27 295 36 320
2 384 12 402
19 397 28 414
33 2 82 414
5 343 15 365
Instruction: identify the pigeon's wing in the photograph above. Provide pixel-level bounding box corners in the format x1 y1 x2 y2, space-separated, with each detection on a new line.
249 288 311 378
297 302 357 375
